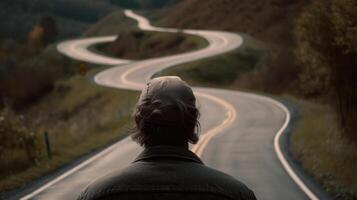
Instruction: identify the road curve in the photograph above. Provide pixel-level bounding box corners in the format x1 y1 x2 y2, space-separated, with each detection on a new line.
20 10 321 200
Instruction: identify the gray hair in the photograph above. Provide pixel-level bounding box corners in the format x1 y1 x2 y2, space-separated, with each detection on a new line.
131 76 200 147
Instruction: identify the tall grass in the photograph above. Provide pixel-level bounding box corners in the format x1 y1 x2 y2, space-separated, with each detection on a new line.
0 106 42 180
290 97 357 199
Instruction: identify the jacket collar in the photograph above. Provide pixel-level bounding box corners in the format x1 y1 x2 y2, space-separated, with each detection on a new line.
133 145 203 164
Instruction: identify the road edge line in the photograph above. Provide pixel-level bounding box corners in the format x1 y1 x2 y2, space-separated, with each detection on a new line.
19 138 131 200
243 92 320 200
272 98 320 200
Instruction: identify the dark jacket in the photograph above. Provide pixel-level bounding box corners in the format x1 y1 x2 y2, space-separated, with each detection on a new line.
77 146 256 200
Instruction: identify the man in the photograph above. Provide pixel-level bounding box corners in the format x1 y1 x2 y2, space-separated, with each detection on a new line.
78 76 256 200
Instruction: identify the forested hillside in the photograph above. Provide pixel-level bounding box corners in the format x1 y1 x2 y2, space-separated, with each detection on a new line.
160 0 308 48
0 0 182 41
158 0 309 94
0 0 117 41
110 0 180 10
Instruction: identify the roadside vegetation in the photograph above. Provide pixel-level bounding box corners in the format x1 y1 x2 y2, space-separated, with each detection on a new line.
0 12 139 189
0 70 138 191
292 1 357 199
0 36 140 191
290 97 357 199
152 0 357 199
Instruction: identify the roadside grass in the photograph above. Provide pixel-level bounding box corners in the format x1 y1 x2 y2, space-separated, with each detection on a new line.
289 97 357 199
0 68 139 191
156 33 267 87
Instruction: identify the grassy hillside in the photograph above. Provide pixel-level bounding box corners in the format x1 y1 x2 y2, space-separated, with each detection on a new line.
93 30 207 60
1 6 141 191
83 10 138 37
0 67 139 192
158 0 308 48
158 34 267 87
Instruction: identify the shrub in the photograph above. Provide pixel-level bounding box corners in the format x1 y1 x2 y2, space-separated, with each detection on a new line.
0 65 55 108
0 106 42 178
243 49 300 94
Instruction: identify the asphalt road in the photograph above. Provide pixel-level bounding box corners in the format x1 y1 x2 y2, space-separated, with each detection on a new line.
20 10 323 200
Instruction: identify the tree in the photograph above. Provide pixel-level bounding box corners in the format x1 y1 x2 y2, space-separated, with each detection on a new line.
28 25 44 52
39 15 58 46
27 15 58 52
295 0 357 141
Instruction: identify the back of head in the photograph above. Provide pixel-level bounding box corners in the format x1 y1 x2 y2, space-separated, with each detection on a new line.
132 76 200 147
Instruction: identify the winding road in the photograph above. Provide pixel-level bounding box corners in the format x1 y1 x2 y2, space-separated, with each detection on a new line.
20 10 326 200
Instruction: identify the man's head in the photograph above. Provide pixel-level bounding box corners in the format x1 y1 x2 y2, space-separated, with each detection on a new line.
132 76 200 147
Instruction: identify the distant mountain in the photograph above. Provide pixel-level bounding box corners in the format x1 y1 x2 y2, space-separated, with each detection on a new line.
0 0 118 41
0 0 183 42
109 0 180 10
159 0 309 48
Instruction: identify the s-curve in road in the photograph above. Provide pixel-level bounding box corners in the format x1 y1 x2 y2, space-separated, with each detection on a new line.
19 9 327 200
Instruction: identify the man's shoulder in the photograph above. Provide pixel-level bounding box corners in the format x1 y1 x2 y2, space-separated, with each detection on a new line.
194 164 256 199
78 161 256 200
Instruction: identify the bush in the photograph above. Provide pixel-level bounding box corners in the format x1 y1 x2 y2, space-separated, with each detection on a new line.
240 49 300 94
0 106 42 178
0 66 55 108
0 40 79 109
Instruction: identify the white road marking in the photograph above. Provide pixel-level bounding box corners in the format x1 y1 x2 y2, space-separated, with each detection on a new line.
272 99 319 200
20 138 131 200
234 92 320 200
